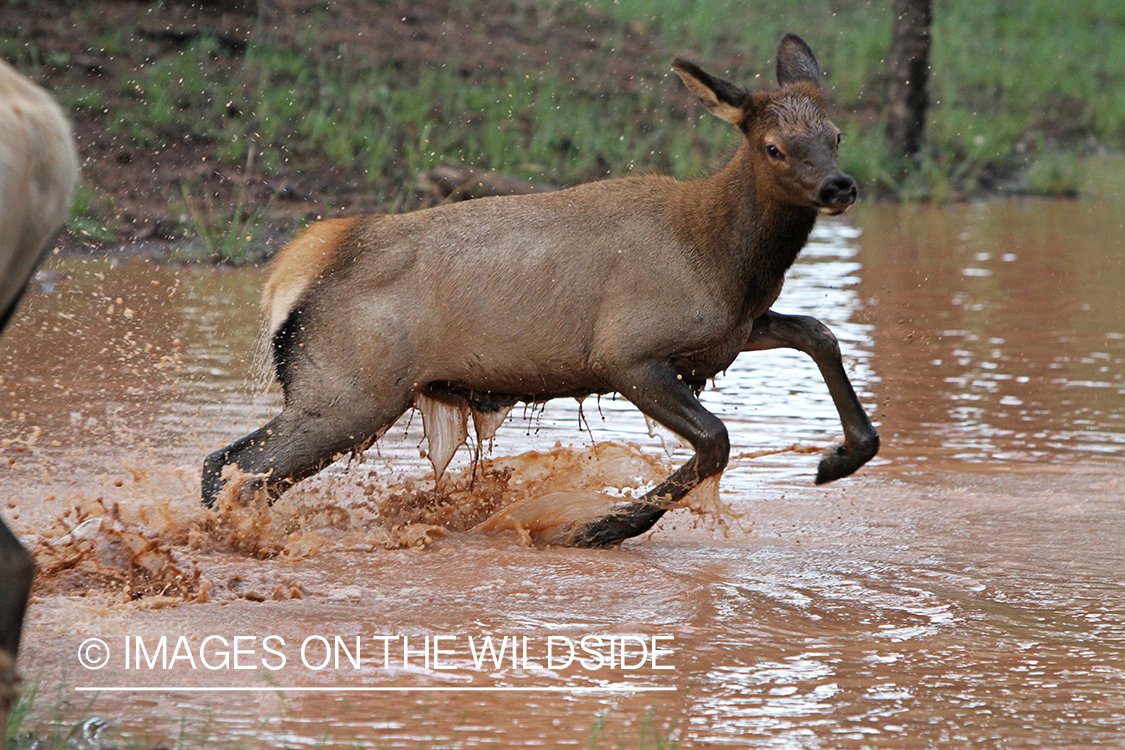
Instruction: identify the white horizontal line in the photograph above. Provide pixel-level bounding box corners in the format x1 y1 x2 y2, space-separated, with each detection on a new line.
75 685 676 693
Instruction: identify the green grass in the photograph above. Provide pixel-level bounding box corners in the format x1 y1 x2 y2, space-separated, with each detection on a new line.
5 684 123 750
218 48 716 188
173 150 278 264
6 0 1125 255
168 2 1125 201
595 0 1125 197
67 184 117 245
586 707 682 750
85 34 727 212
6 683 683 749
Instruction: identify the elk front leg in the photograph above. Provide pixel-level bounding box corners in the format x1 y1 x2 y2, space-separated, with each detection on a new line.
744 310 879 483
566 362 729 548
0 517 35 749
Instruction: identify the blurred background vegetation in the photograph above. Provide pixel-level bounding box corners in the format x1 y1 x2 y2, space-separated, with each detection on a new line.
2 0 1123 260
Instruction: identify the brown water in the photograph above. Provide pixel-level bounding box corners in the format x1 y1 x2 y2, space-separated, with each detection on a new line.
1 200 1123 748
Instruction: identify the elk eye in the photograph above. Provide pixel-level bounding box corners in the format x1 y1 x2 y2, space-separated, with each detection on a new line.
836 132 845 147
766 144 784 160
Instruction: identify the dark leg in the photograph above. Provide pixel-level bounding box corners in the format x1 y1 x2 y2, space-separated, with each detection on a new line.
0 520 34 656
0 277 33 335
1 516 35 744
566 362 729 548
202 398 412 507
744 310 879 483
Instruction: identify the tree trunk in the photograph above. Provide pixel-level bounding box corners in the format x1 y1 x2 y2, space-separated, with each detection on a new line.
885 0 933 167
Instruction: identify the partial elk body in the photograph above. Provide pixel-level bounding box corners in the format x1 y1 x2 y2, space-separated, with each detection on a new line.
202 34 878 547
0 57 80 745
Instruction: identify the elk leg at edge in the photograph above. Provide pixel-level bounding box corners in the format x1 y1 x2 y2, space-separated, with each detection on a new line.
0 516 35 737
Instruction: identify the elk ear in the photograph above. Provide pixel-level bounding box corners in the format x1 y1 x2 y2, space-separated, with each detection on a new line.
672 57 748 126
776 33 822 89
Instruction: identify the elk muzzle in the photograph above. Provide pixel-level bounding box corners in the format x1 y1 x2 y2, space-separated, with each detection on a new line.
815 172 858 215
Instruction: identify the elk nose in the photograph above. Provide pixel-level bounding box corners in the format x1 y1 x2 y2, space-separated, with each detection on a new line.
817 173 858 210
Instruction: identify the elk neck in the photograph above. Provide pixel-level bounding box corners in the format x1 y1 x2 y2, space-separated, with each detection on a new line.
668 141 818 306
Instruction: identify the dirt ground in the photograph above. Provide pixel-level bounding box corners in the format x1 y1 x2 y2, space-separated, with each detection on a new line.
1 0 669 252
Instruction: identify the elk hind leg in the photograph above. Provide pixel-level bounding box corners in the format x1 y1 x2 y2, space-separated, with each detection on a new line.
202 393 413 507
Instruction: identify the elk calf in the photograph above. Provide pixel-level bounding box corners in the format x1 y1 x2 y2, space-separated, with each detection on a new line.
203 35 878 546
0 57 79 744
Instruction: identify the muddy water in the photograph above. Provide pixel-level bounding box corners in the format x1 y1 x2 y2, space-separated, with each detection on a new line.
1 200 1123 748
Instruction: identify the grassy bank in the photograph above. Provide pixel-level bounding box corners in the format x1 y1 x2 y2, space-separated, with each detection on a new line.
2 0 1123 258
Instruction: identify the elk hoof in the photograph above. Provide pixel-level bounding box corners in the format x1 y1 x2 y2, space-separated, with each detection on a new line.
552 500 671 548
814 433 880 485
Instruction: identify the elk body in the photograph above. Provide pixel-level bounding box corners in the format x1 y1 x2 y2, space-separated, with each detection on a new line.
0 57 80 744
203 35 879 546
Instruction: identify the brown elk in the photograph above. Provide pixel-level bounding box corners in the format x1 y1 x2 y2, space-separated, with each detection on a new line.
0 58 80 744
202 34 878 547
